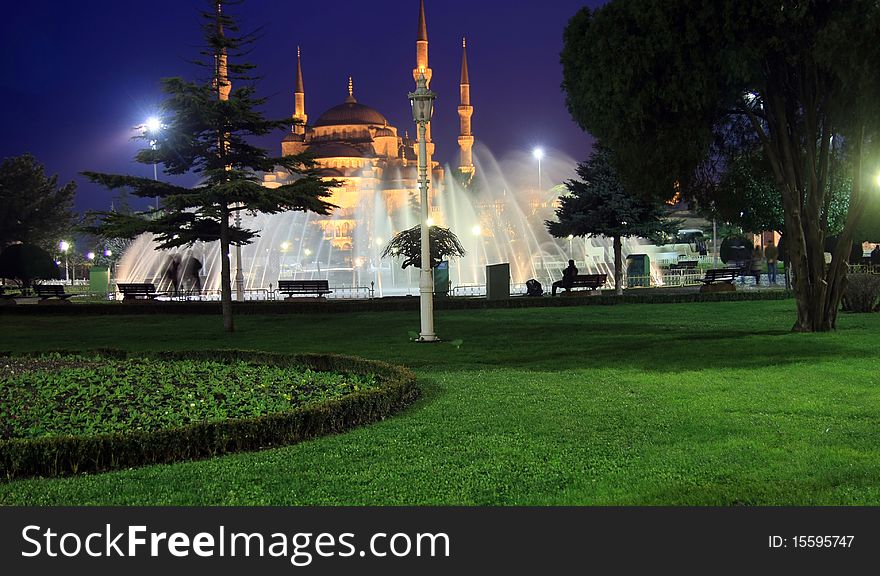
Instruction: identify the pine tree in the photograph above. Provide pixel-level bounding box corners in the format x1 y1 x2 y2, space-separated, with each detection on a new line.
0 154 76 251
547 144 678 295
83 0 336 332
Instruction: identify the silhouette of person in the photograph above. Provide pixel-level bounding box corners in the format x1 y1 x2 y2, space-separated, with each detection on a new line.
185 255 203 294
552 260 578 296
165 255 181 296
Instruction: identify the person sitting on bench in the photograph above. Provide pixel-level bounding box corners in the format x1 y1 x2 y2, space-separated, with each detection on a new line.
552 260 578 296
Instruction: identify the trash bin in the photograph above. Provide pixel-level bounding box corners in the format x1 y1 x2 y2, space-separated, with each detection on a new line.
486 263 510 300
89 265 110 294
625 254 650 287
434 260 449 296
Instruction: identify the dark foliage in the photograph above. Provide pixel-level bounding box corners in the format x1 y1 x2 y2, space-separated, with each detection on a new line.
546 144 679 293
561 0 880 331
0 154 76 250
0 244 61 291
381 225 466 269
841 274 880 313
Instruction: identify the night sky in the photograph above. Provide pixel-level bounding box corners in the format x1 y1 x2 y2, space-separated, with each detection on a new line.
1 0 603 214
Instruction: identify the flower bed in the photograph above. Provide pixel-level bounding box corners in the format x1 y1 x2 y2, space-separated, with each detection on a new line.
0 350 419 479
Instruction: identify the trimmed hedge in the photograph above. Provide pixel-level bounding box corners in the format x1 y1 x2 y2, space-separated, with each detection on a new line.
841 273 880 313
0 288 794 316
0 350 419 480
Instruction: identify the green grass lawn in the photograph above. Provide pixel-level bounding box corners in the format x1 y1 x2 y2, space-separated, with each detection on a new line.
1 299 879 505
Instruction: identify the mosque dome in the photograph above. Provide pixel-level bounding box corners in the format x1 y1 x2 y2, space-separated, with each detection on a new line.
314 77 389 128
314 101 389 128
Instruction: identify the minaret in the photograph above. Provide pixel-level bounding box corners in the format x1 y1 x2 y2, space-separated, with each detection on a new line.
293 47 307 135
412 0 435 179
458 38 475 183
214 1 231 101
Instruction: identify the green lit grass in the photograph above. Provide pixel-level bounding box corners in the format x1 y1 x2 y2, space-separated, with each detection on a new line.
1 299 879 505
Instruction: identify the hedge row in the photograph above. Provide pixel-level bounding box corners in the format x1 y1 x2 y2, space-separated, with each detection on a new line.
0 350 419 481
0 289 793 316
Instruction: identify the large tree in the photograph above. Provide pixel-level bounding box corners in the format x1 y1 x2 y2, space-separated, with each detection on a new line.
562 0 880 331
546 144 677 295
84 0 336 332
0 154 76 250
690 119 852 239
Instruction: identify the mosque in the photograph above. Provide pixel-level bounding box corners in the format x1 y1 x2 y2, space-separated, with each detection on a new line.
262 0 474 259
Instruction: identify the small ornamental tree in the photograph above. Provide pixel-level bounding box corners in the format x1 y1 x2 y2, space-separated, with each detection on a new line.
546 144 678 295
83 0 336 332
381 226 466 269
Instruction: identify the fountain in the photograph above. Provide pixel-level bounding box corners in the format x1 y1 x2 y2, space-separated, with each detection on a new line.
115 143 699 299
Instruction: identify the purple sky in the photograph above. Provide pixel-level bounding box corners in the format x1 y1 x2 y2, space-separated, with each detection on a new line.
0 0 603 213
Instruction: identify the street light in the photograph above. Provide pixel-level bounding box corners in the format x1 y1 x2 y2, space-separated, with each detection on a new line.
145 116 162 210
59 240 70 283
533 147 545 190
103 249 114 281
408 73 439 342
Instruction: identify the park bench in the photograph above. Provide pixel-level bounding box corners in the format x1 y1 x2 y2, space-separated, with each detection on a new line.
278 279 333 298
669 260 698 271
698 268 738 285
117 282 164 301
568 273 608 291
34 284 73 301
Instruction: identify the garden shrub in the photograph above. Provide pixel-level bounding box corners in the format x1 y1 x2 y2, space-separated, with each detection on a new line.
841 273 880 313
0 350 419 480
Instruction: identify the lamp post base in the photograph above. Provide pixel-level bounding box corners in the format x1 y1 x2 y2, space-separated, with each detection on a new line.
416 334 441 343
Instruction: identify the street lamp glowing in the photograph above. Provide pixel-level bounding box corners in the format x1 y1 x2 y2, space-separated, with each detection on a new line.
426 217 435 226
375 237 384 246
59 241 70 283
303 248 312 257
533 147 545 190
280 241 291 251
145 117 163 210
86 252 96 261
145 116 162 134
472 225 482 236
104 249 112 257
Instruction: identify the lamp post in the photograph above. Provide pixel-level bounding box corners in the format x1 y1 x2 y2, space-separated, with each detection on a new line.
409 73 439 342
145 116 162 210
234 209 245 301
104 249 113 282
533 147 544 191
59 240 70 283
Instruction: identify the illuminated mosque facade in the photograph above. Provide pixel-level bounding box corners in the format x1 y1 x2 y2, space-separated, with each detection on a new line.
262 0 474 258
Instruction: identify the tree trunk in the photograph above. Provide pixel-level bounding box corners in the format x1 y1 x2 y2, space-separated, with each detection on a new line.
613 235 623 295
219 203 234 333
746 61 869 333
